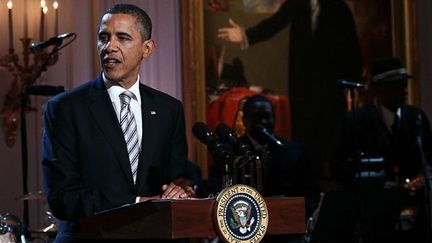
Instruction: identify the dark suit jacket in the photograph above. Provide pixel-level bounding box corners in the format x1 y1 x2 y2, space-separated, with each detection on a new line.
323 106 432 243
334 104 432 184
309 104 432 242
42 76 188 228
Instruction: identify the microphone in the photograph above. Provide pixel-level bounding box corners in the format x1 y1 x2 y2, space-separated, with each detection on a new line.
26 85 65 96
417 114 422 130
215 123 237 144
29 32 75 53
251 125 284 147
416 113 424 142
193 122 233 189
192 122 232 161
215 123 254 159
337 79 366 89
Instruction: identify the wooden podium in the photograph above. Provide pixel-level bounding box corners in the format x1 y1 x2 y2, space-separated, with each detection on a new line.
79 197 305 240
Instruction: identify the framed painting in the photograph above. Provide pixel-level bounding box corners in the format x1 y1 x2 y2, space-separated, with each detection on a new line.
181 0 417 177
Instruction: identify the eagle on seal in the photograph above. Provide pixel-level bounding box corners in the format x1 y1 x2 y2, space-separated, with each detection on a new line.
230 200 255 234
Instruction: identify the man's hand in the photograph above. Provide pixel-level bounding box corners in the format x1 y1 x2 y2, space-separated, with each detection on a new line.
217 18 245 43
138 195 160 203
138 178 196 202
161 177 196 199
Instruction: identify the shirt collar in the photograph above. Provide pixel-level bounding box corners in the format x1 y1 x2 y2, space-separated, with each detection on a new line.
103 73 141 104
375 99 401 131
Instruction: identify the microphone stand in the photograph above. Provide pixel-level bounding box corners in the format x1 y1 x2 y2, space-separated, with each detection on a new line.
221 155 233 189
213 141 233 190
20 90 30 229
233 152 262 192
346 86 364 242
415 116 432 241
20 45 61 227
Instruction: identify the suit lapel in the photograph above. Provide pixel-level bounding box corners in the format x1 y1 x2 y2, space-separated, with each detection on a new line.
139 85 158 161
88 77 135 189
136 84 160 188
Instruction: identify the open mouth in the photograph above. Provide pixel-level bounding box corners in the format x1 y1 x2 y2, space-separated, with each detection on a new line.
103 57 121 68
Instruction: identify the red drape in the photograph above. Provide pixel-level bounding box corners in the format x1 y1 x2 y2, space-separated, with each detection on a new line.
207 87 291 139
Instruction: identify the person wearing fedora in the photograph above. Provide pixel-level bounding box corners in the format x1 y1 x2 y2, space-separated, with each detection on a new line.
321 57 432 242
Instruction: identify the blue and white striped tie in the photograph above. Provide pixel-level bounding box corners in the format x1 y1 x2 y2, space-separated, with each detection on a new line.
119 91 139 183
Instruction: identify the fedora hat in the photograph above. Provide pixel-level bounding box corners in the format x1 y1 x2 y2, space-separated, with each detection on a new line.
371 57 412 84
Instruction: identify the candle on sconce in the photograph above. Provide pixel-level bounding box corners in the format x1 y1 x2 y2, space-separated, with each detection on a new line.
24 0 28 38
7 0 13 50
40 0 47 41
53 1 59 35
43 5 48 39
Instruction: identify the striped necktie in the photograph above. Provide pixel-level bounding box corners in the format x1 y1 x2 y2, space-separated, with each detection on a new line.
119 91 139 183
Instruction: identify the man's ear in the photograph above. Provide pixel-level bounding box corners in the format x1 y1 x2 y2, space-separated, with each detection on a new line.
142 39 155 58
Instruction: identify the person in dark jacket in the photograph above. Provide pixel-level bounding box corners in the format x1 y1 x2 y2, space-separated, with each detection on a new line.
243 95 320 242
326 57 432 242
205 95 320 242
42 4 195 242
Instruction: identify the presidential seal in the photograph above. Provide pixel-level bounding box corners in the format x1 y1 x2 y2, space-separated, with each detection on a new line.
214 184 269 243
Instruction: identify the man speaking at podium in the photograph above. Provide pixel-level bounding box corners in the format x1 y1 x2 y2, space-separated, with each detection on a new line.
42 4 195 242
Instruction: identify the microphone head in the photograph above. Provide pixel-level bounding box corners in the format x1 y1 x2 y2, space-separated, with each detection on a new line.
336 79 346 86
251 124 283 147
216 123 255 159
29 42 43 53
192 122 216 145
215 123 237 144
29 32 76 53
192 122 233 161
337 79 366 89
58 32 75 39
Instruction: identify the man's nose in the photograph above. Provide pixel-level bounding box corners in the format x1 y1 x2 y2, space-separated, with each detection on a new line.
260 118 271 126
105 38 118 52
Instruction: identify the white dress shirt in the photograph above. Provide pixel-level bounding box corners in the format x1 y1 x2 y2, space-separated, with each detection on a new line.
103 74 143 147
376 99 401 134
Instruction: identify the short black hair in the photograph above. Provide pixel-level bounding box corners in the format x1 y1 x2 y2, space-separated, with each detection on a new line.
103 4 152 40
242 95 273 116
